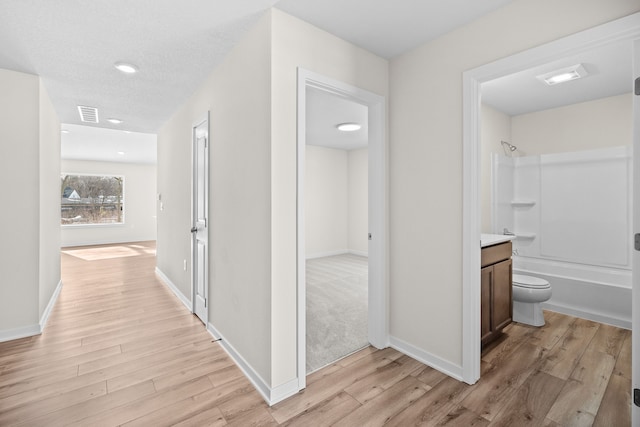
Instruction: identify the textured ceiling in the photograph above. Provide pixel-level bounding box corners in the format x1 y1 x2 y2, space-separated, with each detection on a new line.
0 0 279 133
275 0 517 59
0 0 630 162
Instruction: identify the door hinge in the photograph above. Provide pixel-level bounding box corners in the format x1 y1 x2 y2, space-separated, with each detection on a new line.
635 77 640 96
634 388 640 407
635 233 640 251
368 233 372 241
204 298 207 307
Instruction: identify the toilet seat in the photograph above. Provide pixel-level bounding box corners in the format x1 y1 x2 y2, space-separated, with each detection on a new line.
513 274 550 289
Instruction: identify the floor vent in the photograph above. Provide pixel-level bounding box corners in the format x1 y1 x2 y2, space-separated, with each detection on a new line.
77 105 99 123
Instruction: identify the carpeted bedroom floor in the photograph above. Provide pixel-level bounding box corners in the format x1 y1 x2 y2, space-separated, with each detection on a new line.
306 253 368 373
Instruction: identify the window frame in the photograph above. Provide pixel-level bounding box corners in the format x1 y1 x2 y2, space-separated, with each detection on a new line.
60 173 126 227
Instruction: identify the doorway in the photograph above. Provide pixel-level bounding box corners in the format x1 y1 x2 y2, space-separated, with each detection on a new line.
191 113 209 325
304 86 370 373
461 13 640 390
296 69 387 389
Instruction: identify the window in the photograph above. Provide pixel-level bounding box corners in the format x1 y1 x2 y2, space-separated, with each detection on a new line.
61 174 124 225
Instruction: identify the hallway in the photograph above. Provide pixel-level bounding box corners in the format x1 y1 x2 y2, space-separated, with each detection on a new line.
0 242 267 426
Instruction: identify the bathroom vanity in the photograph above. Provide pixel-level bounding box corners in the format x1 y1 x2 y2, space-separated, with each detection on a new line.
480 235 514 347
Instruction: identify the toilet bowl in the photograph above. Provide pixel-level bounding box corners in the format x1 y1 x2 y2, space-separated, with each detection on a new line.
512 274 552 327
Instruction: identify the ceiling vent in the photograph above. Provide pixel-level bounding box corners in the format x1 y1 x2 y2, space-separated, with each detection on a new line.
77 105 99 123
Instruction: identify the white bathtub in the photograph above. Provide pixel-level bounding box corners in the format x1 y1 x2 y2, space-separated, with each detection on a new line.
513 256 631 329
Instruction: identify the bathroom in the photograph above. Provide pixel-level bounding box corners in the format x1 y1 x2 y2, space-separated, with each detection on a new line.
480 39 633 329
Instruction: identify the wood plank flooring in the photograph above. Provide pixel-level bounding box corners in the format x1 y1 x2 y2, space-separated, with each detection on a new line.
0 241 631 426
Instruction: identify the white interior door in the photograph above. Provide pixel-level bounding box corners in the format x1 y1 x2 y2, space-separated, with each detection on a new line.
192 115 209 325
632 38 640 427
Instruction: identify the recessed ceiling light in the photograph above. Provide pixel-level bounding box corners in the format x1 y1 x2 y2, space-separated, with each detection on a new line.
536 64 588 86
337 123 361 132
107 118 123 124
114 62 138 74
61 130 69 134
117 151 125 155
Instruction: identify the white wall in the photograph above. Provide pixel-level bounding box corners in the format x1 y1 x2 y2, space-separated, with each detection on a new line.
39 81 61 319
157 12 273 384
271 8 388 388
305 146 348 256
0 69 60 339
60 160 157 247
348 148 368 254
0 69 40 334
389 0 639 368
157 8 388 396
305 146 368 257
512 93 632 155
482 93 632 234
481 104 511 233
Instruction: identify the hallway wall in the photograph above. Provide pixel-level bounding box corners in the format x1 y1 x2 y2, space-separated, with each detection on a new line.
0 69 60 340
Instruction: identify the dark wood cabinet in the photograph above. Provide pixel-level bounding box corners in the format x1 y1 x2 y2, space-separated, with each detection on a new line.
481 241 513 347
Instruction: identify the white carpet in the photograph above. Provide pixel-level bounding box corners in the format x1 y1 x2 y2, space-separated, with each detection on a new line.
306 254 369 373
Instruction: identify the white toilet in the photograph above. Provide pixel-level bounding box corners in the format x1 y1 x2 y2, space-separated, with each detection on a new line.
512 274 552 327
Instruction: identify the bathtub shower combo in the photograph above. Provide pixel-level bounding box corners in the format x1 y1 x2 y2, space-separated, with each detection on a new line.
491 145 632 329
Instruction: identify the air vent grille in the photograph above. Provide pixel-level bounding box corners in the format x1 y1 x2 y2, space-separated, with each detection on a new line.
77 105 99 123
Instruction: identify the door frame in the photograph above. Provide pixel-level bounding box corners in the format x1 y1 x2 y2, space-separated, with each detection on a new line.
462 13 640 384
191 112 210 326
296 68 387 389
632 37 640 426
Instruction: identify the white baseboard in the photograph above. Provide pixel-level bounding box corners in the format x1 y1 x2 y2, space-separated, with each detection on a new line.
0 324 41 343
40 280 63 331
155 267 192 311
306 249 369 259
349 250 368 257
306 250 349 260
389 335 463 381
542 302 631 330
206 323 300 406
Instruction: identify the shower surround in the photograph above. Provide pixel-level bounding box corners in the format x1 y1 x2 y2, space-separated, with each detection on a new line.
492 146 632 329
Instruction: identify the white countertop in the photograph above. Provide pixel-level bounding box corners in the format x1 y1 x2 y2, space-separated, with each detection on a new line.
481 233 516 248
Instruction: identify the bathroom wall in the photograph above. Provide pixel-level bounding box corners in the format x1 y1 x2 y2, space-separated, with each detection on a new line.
481 104 511 233
483 92 633 232
512 93 632 155
494 146 631 268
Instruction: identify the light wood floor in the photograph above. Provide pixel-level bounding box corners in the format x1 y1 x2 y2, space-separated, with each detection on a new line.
0 242 631 426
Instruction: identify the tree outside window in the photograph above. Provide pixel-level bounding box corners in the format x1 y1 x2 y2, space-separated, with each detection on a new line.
61 174 124 225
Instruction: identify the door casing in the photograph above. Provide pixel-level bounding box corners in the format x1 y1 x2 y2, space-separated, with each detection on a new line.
462 13 640 385
296 68 387 390
191 113 210 326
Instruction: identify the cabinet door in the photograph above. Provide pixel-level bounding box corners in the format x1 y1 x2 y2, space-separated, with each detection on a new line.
481 266 493 344
492 259 512 331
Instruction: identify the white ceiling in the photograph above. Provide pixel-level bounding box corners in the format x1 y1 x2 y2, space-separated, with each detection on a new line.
482 39 633 116
61 125 156 164
0 0 630 161
275 0 518 59
306 88 368 151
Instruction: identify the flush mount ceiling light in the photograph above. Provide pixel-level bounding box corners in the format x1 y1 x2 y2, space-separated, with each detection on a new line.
336 122 361 132
61 129 69 134
107 118 123 124
117 151 125 155
114 62 138 74
536 64 588 86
